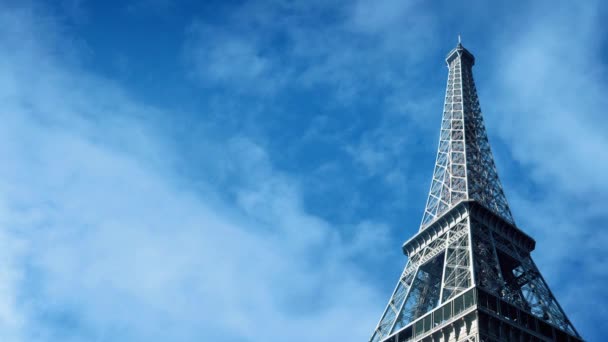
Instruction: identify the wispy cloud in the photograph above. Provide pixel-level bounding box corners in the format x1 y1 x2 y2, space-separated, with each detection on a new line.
184 22 285 94
181 0 440 225
491 1 608 195
183 0 436 99
483 1 608 337
0 5 393 341
0 0 605 341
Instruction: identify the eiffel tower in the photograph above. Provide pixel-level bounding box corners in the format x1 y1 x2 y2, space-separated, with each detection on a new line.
369 39 583 342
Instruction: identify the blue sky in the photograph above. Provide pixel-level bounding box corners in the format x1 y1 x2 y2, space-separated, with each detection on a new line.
0 0 606 341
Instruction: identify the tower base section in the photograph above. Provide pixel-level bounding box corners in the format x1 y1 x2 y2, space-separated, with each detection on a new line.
381 288 583 342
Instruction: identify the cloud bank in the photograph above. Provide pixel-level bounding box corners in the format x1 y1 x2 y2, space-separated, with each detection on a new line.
0 4 392 341
0 0 606 341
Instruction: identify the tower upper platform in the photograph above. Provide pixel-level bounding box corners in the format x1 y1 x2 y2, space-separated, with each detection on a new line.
446 42 475 66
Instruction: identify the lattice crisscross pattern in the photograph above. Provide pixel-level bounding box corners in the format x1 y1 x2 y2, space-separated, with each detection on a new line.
420 44 514 229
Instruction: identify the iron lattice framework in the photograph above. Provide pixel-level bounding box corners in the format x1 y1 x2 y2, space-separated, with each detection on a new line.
420 43 513 229
369 41 582 342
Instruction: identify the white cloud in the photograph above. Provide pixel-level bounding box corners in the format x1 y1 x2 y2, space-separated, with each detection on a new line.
184 22 284 94
0 5 392 341
485 1 608 336
491 1 608 194
183 0 437 101
180 0 440 224
1 0 604 340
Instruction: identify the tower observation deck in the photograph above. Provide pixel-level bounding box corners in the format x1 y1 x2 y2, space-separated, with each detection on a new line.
369 40 583 342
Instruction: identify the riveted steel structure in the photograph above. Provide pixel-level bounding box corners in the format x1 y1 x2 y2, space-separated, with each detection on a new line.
370 41 583 342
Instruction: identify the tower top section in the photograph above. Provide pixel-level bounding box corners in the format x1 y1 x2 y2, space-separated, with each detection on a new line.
446 39 475 66
420 40 513 229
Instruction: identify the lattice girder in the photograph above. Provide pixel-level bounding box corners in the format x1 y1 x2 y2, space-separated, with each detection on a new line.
370 202 581 342
421 43 514 229
370 209 475 341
